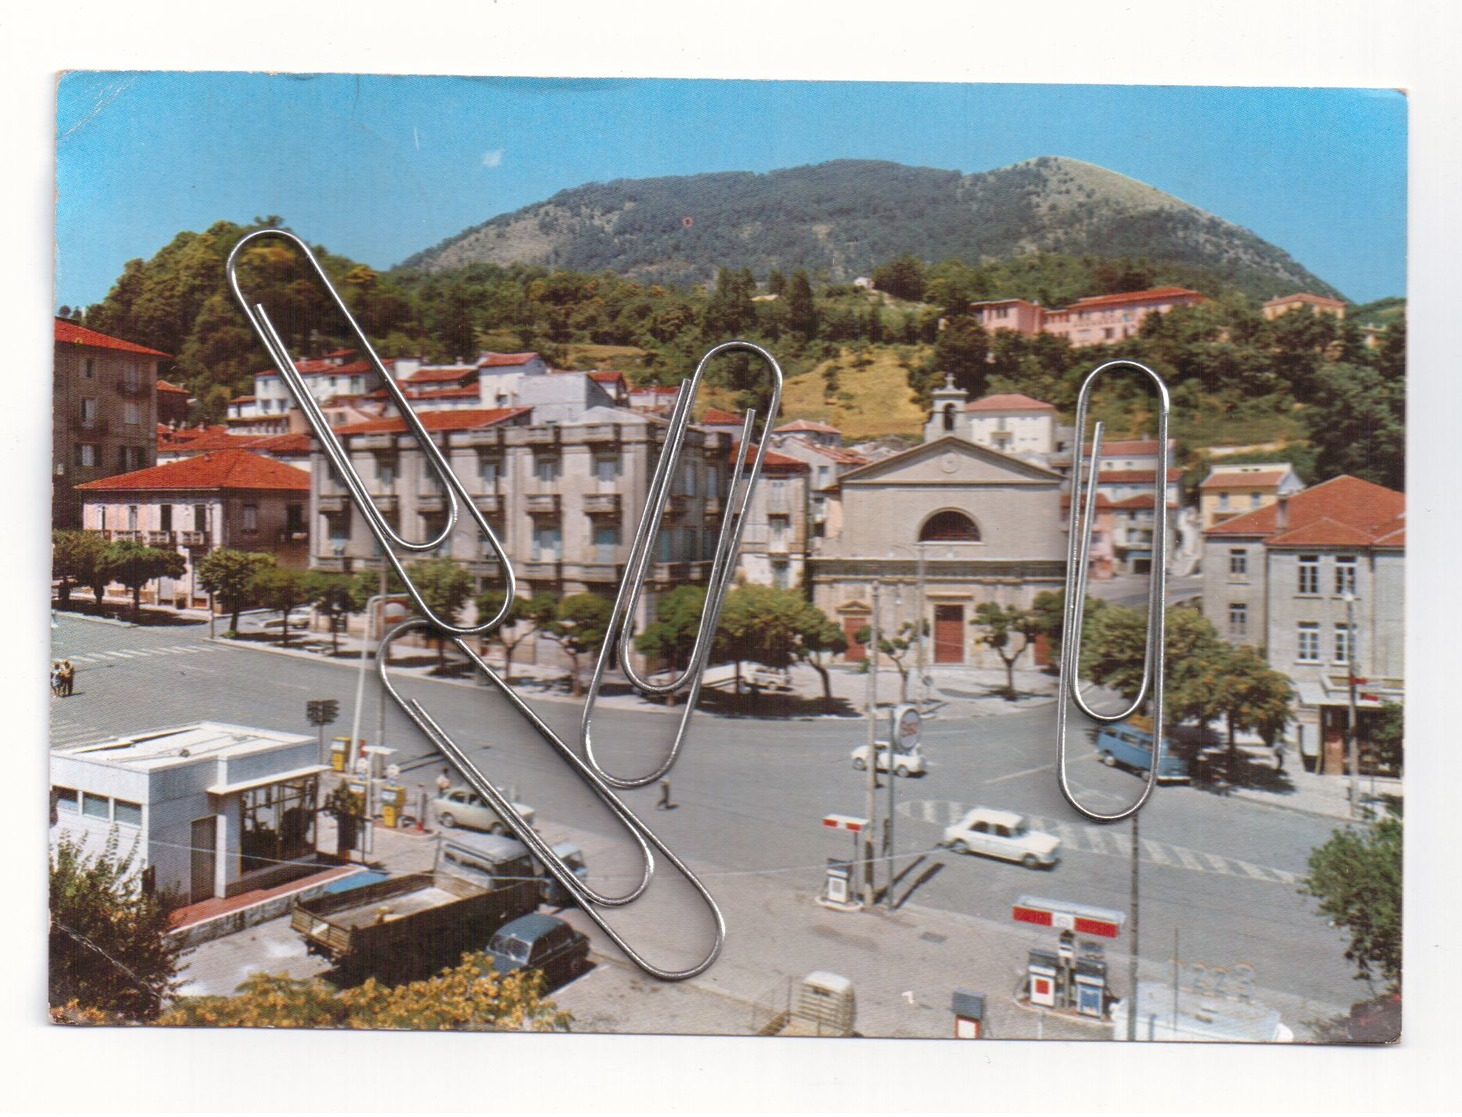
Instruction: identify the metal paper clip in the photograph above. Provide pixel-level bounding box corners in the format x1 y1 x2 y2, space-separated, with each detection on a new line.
226 229 515 635
581 341 783 788
378 619 725 981
1057 360 1171 822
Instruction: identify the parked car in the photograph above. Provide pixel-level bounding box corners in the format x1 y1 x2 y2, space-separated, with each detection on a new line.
942 807 1060 869
850 743 925 777
1093 722 1192 784
433 787 536 834
484 913 591 989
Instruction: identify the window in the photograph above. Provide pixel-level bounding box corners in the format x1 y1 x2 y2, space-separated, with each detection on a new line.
159 505 173 533
593 523 618 563
82 357 95 379
123 401 141 426
478 455 499 487
533 523 561 562
122 360 140 390
1333 624 1354 666
286 503 305 535
1218 492 1230 510
242 503 259 533
1335 555 1357 597
771 560 790 589
239 776 318 873
54 786 78 814
1250 492 1262 509
918 510 980 543
1228 603 1248 639
1297 555 1320 595
80 397 99 426
82 793 110 821
114 799 142 827
75 443 98 468
1297 622 1321 663
535 456 560 484
375 455 396 487
193 504 209 533
127 505 139 531
594 456 619 485
118 446 143 470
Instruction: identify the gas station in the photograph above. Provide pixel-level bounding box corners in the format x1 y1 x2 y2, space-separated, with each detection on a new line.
1012 896 1125 1019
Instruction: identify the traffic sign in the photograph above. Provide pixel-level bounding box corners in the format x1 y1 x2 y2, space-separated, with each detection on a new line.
890 704 922 753
822 814 867 833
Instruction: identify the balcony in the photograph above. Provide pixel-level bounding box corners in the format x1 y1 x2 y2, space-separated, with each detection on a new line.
110 530 143 542
663 494 691 519
701 495 723 521
364 491 398 514
577 423 620 444
523 560 563 581
525 493 561 515
177 530 210 547
767 537 791 555
563 562 622 583
472 492 502 515
69 416 110 436
416 491 447 513
276 529 310 545
355 433 395 451
582 492 620 516
317 494 348 514
146 530 174 546
511 427 560 446
115 378 147 397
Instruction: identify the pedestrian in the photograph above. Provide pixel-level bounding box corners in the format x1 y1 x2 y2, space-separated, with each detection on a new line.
1274 740 1287 774
61 660 75 697
436 768 452 797
50 662 61 697
657 779 673 810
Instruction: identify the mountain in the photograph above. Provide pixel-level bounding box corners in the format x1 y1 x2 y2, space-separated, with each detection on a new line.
402 156 1342 301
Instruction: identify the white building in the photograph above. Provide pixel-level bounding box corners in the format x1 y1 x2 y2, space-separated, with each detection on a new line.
51 723 326 907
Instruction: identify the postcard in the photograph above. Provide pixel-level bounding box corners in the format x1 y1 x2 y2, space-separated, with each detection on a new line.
49 72 1405 1044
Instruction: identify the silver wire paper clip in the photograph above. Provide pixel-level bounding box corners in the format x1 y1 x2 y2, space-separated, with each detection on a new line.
226 229 517 635
582 341 784 788
378 620 726 981
1056 360 1171 823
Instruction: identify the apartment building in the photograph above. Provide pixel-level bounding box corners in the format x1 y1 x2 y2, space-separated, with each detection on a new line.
1201 475 1404 774
1261 292 1347 321
1198 462 1306 530
965 287 1205 348
53 319 169 529
76 449 311 609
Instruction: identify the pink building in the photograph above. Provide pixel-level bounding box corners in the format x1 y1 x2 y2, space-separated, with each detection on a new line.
1042 287 1205 346
1262 292 1347 321
969 298 1045 338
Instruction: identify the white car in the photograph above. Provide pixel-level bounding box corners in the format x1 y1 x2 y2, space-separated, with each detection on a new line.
942 807 1060 869
850 743 925 778
433 788 536 834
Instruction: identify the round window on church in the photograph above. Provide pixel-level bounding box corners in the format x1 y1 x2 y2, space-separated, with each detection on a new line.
919 510 980 543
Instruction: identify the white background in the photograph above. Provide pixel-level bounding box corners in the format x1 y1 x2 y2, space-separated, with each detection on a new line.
4 2 1458 1113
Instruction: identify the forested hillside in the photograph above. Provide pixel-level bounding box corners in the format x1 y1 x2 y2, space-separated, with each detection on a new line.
406 157 1340 302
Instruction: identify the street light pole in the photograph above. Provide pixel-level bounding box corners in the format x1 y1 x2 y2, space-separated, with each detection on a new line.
1345 591 1358 817
863 581 880 908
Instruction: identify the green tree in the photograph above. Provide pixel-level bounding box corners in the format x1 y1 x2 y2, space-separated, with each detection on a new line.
1302 814 1402 991
970 602 1040 701
1370 701 1404 774
404 557 474 668
159 953 571 1031
634 585 708 675
1305 363 1405 490
924 314 990 400
251 565 309 646
794 602 849 713
1207 642 1296 775
786 269 818 342
546 593 614 696
49 833 183 1023
1082 604 1223 730
105 540 187 624
716 584 808 691
871 254 926 302
855 619 926 704
475 589 557 683
52 529 109 607
303 569 369 655
196 549 275 634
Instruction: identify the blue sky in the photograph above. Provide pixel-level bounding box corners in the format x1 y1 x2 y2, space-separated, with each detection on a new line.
55 74 1407 309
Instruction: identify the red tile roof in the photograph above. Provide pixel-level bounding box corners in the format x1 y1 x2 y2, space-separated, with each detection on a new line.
588 370 628 386
1062 287 1204 312
256 358 376 379
701 407 746 425
252 433 314 454
55 319 171 358
76 449 309 493
1204 475 1404 547
1264 292 1346 309
155 379 190 396
731 446 808 472
966 393 1056 413
405 365 476 384
1084 438 1173 457
1106 494 1180 511
775 418 842 434
335 407 530 436
404 386 481 400
1199 468 1291 490
477 352 540 368
322 348 357 359
1097 469 1182 485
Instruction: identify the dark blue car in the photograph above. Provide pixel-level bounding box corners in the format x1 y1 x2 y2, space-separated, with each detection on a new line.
485 913 590 989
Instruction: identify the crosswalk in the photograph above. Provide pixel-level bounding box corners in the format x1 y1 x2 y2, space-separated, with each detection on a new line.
61 644 210 666
897 799 1298 885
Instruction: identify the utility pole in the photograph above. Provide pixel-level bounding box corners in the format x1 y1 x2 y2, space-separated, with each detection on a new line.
1345 591 1359 817
863 582 880 908
916 543 928 712
1127 810 1140 1041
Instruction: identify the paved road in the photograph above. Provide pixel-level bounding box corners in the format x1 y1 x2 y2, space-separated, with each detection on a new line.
50 613 1359 1019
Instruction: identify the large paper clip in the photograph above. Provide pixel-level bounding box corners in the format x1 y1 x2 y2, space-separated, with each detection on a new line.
378 619 725 981
1057 360 1171 823
582 341 784 788
225 229 515 635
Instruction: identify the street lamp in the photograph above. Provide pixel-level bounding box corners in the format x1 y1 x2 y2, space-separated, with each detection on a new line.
887 542 929 712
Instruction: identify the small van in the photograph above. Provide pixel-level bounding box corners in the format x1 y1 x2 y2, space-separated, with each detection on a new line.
1093 721 1191 784
439 832 589 907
